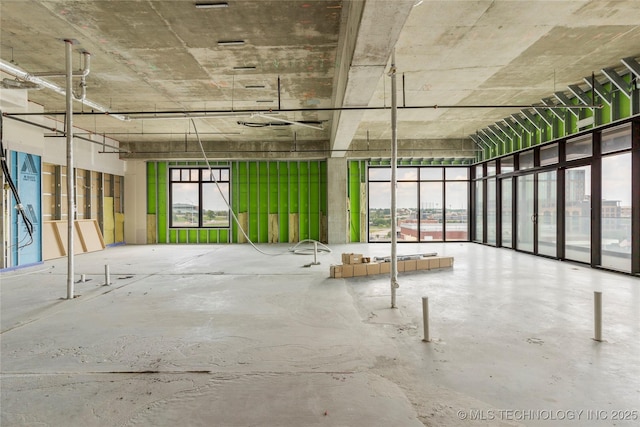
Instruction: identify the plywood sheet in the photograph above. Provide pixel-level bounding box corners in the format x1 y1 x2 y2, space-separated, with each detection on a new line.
147 214 157 243
103 197 115 245
268 214 279 243
43 221 65 260
321 214 328 243
288 213 299 243
237 212 248 243
76 219 106 253
43 220 106 260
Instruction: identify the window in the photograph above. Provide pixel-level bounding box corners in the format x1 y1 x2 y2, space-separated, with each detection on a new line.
486 161 496 176
601 124 631 154
601 152 632 272
566 136 592 161
540 143 558 166
500 156 514 174
368 166 469 242
170 168 230 228
519 151 534 170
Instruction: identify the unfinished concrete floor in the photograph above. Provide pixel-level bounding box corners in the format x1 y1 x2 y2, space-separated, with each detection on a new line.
1 243 639 426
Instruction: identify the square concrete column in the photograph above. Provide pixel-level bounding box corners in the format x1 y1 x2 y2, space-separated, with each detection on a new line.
327 157 348 244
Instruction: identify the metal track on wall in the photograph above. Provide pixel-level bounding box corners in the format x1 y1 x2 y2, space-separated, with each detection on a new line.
470 56 640 162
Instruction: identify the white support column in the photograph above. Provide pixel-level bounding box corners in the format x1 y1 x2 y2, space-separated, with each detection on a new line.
65 39 75 300
390 50 399 309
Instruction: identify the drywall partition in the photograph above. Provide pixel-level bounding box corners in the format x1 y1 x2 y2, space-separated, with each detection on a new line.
147 160 327 244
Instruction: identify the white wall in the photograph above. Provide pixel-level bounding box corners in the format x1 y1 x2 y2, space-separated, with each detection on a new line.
1 95 125 176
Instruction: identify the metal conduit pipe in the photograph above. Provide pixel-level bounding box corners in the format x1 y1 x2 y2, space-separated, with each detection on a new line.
390 50 399 309
1 113 127 153
0 57 128 121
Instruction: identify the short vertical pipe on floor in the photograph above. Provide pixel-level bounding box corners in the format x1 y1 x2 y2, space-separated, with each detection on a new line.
313 241 318 265
422 296 430 342
594 291 602 342
80 274 86 283
105 264 111 285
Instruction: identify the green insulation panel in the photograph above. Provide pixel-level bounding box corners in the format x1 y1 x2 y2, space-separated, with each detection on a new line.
157 162 168 244
147 163 157 215
148 160 327 244
279 163 289 243
348 160 363 242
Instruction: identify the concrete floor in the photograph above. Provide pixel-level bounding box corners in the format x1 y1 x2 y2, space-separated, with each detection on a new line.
1 243 638 427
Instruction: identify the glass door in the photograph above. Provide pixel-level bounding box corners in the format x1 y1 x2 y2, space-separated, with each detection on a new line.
516 174 535 252
537 171 557 257
501 178 513 248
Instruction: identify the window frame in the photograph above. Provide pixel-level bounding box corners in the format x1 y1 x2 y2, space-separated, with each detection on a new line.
169 167 231 229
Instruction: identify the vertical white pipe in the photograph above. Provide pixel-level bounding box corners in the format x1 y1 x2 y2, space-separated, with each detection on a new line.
422 296 430 342
313 240 318 265
390 50 399 308
594 291 602 342
105 264 111 285
65 39 75 300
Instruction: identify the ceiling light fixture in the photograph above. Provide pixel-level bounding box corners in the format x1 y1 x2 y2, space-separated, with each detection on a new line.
256 100 274 103
195 2 229 8
233 66 256 71
218 40 245 46
245 85 265 89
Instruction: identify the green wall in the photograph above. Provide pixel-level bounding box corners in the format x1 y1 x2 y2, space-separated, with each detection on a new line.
475 71 638 162
147 160 327 244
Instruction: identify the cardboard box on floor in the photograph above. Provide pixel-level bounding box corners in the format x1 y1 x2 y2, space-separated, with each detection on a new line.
342 264 354 278
353 264 368 277
330 265 343 278
342 253 363 264
329 256 453 278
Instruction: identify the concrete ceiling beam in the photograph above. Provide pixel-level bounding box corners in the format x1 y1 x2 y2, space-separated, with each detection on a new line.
330 0 416 157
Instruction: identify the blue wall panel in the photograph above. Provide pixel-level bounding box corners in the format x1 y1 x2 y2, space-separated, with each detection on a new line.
10 151 42 266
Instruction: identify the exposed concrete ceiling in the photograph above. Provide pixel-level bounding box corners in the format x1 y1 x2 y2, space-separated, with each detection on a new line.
1 0 639 160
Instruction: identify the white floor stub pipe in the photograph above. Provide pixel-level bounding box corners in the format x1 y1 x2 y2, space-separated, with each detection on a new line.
422 296 430 342
105 264 111 285
594 291 602 342
313 241 319 265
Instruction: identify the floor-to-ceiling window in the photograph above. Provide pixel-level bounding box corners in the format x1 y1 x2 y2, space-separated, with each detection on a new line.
564 135 592 263
500 156 514 248
368 168 392 242
486 161 497 246
516 152 535 252
368 166 469 242
419 172 443 241
600 125 632 272
445 168 469 241
517 174 535 253
538 144 558 257
537 170 557 257
474 165 484 242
